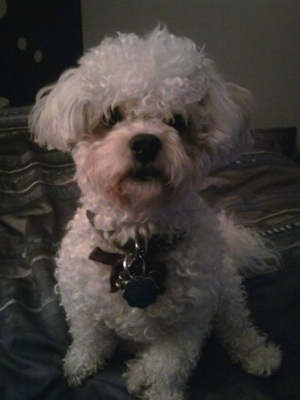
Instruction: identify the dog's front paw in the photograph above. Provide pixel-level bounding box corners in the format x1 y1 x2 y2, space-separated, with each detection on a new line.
123 358 146 395
63 345 106 387
239 342 282 377
64 360 97 387
140 387 186 400
124 359 185 400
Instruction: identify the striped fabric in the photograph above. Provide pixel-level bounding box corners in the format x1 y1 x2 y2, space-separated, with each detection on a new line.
0 107 81 400
201 151 300 269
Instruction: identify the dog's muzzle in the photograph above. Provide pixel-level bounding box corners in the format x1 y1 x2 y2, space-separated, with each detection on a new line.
129 133 162 165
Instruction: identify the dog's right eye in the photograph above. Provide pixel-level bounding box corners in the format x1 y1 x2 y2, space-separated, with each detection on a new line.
101 107 123 127
167 114 187 133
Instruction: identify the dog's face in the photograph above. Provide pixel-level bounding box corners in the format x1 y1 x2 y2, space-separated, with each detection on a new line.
72 108 202 211
30 27 251 213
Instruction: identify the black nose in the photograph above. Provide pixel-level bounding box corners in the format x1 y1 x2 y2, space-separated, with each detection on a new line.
129 134 162 164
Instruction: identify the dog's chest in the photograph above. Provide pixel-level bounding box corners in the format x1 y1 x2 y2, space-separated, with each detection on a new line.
59 208 224 342
99 256 220 343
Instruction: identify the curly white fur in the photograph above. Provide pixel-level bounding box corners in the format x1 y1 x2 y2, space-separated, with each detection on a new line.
30 27 281 400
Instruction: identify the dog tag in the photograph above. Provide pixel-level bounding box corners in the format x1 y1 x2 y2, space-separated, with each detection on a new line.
123 277 159 309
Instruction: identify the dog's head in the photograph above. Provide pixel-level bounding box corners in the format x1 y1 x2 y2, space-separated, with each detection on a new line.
30 27 251 213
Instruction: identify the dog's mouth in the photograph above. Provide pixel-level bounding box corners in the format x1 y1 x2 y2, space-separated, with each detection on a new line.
127 166 165 183
111 166 170 208
106 165 186 210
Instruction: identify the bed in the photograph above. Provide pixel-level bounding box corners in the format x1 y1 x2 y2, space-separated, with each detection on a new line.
1 106 299 400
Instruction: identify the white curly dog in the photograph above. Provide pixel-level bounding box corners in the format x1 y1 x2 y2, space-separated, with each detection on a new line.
30 27 281 400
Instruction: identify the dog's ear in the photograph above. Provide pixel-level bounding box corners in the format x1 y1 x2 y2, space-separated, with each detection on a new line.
225 83 252 126
29 68 87 152
200 80 253 166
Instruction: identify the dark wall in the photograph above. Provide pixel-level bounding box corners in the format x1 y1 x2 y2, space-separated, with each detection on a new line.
0 0 83 107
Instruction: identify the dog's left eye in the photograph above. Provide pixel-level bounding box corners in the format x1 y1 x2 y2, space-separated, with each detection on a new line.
102 107 123 127
167 114 187 133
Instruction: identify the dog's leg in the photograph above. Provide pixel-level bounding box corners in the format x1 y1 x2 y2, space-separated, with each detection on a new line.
63 320 118 387
124 322 207 400
215 271 282 376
